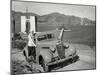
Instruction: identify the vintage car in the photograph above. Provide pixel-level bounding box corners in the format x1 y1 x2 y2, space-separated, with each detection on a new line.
23 28 79 72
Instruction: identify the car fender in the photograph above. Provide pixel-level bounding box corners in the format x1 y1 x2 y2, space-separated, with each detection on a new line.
66 45 76 56
39 49 53 64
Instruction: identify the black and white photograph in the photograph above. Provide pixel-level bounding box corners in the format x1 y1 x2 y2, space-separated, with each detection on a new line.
11 0 96 75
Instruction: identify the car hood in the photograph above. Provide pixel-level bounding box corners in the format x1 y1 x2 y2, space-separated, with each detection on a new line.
37 40 76 58
37 40 58 47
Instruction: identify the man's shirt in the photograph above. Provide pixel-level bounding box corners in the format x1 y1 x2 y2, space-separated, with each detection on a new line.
28 32 36 47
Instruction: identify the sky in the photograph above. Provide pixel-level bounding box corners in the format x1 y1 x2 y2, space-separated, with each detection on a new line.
12 1 96 20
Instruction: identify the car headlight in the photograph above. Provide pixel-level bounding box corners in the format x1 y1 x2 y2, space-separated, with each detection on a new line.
50 47 56 53
63 43 69 49
64 44 69 49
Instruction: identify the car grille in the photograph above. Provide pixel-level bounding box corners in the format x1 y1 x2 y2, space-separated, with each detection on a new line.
56 43 65 59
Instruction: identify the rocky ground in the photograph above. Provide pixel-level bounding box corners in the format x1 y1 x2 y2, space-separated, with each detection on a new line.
11 48 44 75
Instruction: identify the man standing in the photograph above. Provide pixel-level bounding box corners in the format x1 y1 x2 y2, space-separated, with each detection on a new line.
27 30 36 62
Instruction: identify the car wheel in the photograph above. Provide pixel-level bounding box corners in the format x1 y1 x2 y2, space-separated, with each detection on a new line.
41 58 49 72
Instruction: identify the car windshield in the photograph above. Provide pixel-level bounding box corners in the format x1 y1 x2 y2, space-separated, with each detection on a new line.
37 34 55 41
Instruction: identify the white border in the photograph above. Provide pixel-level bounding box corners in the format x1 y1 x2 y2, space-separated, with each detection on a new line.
0 0 100 75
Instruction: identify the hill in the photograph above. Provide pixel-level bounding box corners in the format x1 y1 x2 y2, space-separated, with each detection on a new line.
37 12 95 26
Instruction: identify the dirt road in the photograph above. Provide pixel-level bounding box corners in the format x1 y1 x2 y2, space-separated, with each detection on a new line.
52 44 96 72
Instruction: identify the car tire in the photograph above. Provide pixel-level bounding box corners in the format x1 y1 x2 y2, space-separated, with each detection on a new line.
41 58 49 72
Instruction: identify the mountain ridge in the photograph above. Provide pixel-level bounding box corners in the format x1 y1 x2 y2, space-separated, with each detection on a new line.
12 11 96 26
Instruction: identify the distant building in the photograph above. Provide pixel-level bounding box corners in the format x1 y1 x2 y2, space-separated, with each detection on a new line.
11 8 37 35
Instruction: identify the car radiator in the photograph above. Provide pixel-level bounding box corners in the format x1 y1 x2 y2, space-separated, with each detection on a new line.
56 43 65 59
